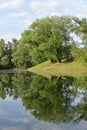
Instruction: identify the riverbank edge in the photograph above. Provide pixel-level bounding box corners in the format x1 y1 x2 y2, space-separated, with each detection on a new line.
0 69 28 73
28 60 87 78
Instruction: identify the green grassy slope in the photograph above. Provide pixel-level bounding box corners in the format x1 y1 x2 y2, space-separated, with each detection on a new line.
28 60 87 78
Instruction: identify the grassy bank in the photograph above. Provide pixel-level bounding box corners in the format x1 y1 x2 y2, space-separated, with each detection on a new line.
28 60 87 78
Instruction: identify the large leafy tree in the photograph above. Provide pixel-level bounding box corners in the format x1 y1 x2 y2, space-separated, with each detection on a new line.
21 16 73 64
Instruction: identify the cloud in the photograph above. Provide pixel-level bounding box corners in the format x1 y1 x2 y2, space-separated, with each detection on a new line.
0 0 24 9
28 0 87 18
0 34 21 42
75 13 87 18
8 12 27 18
51 12 61 16
20 19 33 26
28 0 60 18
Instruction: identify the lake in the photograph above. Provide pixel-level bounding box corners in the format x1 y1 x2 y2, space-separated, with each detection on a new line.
0 72 87 130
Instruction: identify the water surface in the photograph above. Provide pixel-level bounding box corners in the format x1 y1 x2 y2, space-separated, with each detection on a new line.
0 72 87 130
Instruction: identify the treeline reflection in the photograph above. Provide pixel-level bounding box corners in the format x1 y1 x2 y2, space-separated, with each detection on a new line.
0 73 87 124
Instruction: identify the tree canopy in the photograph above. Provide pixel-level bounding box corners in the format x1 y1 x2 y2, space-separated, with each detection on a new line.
20 16 87 65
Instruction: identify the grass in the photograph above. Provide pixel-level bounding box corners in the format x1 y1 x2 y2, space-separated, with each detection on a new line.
28 60 52 78
28 60 87 78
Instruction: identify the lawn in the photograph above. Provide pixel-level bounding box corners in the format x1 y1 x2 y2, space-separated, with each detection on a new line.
28 60 87 78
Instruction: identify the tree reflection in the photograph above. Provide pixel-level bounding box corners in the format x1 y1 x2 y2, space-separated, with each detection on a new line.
0 72 87 124
0 73 13 99
12 72 32 99
22 74 87 124
0 72 32 99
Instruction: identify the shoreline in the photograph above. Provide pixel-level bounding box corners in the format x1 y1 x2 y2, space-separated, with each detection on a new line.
0 69 28 73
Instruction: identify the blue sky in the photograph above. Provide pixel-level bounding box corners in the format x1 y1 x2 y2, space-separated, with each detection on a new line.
0 0 87 42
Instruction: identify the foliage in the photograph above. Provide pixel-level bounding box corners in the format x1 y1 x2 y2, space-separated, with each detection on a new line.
21 16 73 64
12 43 32 68
71 46 87 63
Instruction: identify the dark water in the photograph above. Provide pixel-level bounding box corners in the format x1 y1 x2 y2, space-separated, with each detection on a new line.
0 72 87 130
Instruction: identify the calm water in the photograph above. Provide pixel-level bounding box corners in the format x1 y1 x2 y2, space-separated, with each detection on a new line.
0 72 87 130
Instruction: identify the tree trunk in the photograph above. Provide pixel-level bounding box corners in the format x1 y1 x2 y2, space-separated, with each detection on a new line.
56 58 61 63
50 58 53 63
57 76 61 80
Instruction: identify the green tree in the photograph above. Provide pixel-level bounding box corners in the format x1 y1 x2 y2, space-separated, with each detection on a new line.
1 55 9 67
21 16 73 64
0 39 13 68
0 39 5 67
71 45 87 63
12 43 32 68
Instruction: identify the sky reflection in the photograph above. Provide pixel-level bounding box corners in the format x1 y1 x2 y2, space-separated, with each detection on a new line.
0 96 86 130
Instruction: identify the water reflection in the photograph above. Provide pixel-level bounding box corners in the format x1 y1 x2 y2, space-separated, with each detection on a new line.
22 75 87 124
0 72 87 130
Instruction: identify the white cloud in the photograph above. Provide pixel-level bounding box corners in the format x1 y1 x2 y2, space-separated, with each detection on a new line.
51 12 61 16
8 12 27 18
28 0 60 18
0 0 24 9
0 34 21 42
20 19 33 26
75 13 87 18
28 0 87 18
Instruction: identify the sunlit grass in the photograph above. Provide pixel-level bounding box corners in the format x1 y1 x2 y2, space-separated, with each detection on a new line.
28 60 87 78
28 60 52 78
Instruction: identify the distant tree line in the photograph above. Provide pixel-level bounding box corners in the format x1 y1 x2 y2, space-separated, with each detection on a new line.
0 16 87 69
0 38 32 69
